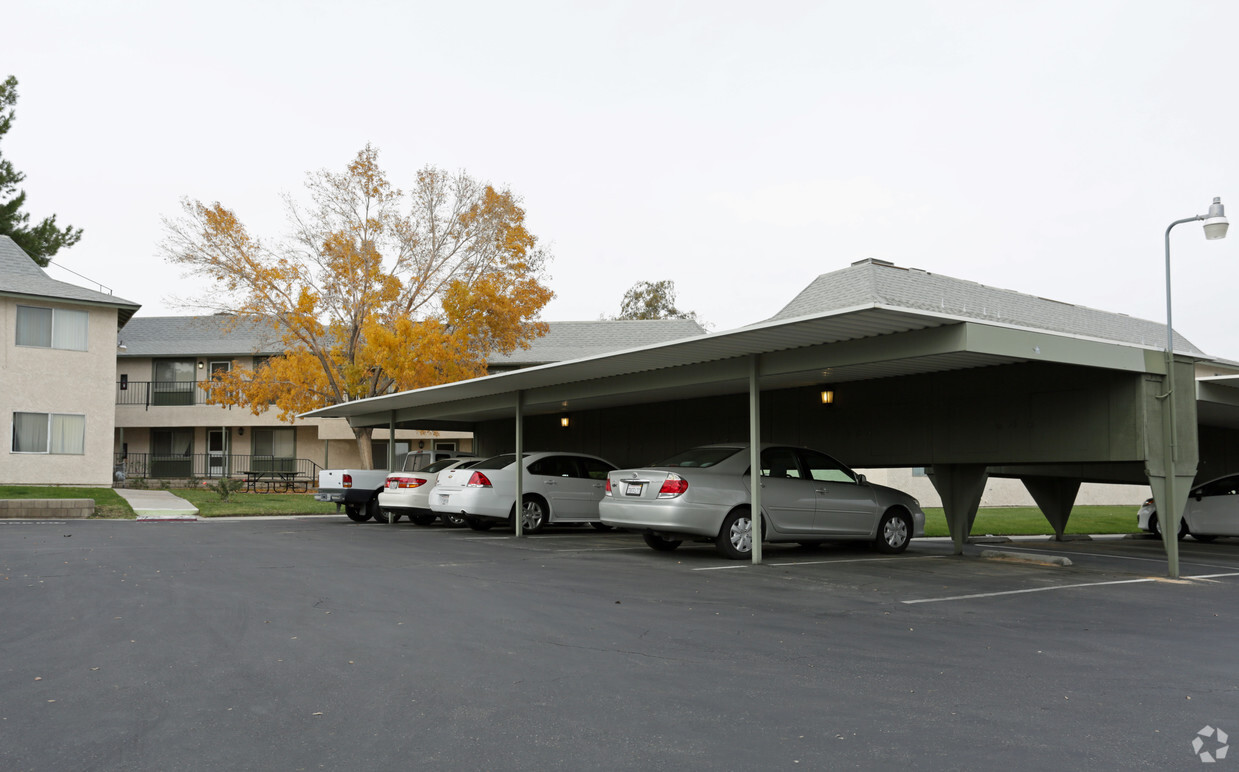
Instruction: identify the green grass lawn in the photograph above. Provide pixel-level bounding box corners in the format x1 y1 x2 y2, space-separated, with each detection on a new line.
921 505 1139 537
171 488 340 517
0 486 136 518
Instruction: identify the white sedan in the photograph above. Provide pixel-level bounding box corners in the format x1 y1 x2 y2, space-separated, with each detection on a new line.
429 451 617 533
1137 473 1239 541
377 457 482 526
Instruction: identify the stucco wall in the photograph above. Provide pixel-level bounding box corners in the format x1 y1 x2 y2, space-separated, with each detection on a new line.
2 299 119 486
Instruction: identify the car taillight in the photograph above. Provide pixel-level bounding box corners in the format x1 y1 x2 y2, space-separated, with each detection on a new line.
605 478 612 496
342 473 353 489
388 476 426 489
466 471 493 488
658 473 688 498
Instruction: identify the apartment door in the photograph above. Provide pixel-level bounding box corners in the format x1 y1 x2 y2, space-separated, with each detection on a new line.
207 428 229 477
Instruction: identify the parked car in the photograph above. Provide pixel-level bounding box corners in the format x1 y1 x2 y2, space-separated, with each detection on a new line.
318 450 474 523
430 451 618 532
1137 473 1239 541
598 444 925 559
378 457 483 527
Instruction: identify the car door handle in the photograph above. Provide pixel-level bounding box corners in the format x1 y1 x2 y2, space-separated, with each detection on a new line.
543 480 557 486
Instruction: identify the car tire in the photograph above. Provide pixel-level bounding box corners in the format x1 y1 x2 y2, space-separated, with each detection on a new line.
409 513 436 526
465 515 494 531
715 508 754 560
1149 513 1188 541
345 505 370 523
590 522 614 532
514 496 548 534
874 510 912 554
441 513 467 528
367 498 388 523
642 532 682 552
373 507 397 524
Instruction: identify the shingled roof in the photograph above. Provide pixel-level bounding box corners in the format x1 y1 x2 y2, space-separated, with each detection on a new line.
0 235 141 326
769 258 1204 356
117 315 285 357
118 316 708 363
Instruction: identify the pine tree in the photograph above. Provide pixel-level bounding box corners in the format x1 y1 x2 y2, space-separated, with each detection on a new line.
0 76 83 267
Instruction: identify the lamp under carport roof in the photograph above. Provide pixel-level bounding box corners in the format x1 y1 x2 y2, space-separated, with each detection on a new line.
1160 196 1228 579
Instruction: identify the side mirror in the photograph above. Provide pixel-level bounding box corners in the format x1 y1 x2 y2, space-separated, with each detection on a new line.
856 473 867 485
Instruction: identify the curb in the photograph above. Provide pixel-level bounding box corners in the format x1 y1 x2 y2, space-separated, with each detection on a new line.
979 549 1072 567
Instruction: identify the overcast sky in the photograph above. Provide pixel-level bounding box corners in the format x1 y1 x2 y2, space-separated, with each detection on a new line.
6 1 1239 357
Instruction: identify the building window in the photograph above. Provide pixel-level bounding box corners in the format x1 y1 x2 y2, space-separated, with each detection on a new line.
153 359 197 406
151 427 194 477
16 305 89 351
252 428 295 472
371 440 411 468
12 412 86 454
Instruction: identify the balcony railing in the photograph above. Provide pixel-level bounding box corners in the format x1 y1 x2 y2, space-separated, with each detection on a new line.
115 453 322 481
116 380 235 408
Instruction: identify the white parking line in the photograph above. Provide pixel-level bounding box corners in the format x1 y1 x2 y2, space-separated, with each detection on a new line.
692 555 946 571
901 571 1239 604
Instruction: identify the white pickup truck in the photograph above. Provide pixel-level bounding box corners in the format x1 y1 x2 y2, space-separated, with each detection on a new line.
315 450 472 522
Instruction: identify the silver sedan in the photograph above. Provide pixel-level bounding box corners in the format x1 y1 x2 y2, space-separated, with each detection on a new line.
599 444 925 559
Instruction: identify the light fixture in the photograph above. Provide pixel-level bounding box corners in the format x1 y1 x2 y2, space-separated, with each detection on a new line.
197 361 205 369
820 390 835 405
560 416 571 428
237 426 244 436
1203 197 1229 240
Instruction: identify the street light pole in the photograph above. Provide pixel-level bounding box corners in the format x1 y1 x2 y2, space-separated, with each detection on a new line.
1160 197 1227 578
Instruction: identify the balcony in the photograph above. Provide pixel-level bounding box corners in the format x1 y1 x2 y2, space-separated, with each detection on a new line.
117 380 234 409
115 452 322 482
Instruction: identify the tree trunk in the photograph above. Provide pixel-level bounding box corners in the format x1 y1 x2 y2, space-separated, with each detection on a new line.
352 426 375 469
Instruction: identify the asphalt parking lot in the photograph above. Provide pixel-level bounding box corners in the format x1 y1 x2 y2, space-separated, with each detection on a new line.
3 518 1238 771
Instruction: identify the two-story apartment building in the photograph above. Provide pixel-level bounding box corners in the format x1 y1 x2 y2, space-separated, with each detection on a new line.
2 236 140 487
113 315 708 481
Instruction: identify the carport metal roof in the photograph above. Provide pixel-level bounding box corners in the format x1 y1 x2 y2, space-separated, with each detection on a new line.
304 301 1157 429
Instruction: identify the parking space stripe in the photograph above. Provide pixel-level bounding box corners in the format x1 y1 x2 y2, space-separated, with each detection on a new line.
902 571 1239 604
692 555 946 571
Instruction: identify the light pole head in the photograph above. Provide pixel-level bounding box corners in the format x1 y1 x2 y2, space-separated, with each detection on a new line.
1203 196 1229 240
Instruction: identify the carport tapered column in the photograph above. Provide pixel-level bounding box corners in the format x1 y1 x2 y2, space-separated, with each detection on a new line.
928 465 988 555
749 355 763 565
1021 477 1081 540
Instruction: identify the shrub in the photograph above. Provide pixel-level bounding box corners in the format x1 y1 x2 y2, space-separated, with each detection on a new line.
207 477 245 501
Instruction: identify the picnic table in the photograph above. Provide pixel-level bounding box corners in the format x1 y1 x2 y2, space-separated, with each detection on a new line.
242 470 308 493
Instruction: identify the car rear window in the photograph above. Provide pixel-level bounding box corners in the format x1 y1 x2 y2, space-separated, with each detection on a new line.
654 446 743 468
475 454 523 469
423 457 464 474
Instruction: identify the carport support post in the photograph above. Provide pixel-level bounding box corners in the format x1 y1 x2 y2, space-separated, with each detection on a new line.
749 355 763 565
514 391 524 538
1021 477 1081 539
388 412 397 526
928 465 988 555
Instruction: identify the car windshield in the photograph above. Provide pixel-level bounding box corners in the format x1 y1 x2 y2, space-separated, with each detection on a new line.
422 457 463 474
654 446 743 468
474 453 525 469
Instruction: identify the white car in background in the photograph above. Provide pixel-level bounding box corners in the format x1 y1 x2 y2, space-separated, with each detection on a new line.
377 457 482 526
429 451 618 532
1137 472 1239 541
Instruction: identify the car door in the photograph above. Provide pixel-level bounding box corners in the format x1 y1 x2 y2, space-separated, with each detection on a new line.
573 456 616 520
799 449 879 535
527 455 588 520
756 447 818 533
1186 475 1239 536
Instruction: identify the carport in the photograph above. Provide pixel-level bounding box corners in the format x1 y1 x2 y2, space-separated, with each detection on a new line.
304 260 1239 577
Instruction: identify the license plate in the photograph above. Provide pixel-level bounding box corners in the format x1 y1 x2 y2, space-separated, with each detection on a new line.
624 482 645 496
438 494 449 505
387 481 398 489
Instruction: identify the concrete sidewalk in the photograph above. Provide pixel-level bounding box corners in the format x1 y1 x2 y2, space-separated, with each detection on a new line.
114 488 199 520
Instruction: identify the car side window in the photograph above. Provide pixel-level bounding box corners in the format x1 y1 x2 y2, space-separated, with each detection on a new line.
577 457 616 480
799 449 857 483
760 447 803 479
529 456 574 478
1197 476 1239 497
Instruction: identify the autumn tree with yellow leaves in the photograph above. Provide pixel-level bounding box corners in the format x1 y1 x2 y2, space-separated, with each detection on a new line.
161 145 553 469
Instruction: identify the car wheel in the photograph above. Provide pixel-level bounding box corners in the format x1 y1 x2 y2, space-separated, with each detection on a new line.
1149 513 1188 541
715 508 753 560
367 498 389 523
590 522 614 532
874 510 912 554
441 512 467 528
516 496 548 534
345 505 370 523
642 532 682 552
465 516 494 531
410 513 436 526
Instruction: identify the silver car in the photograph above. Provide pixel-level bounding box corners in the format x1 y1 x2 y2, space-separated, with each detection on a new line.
377 457 482 527
1137 473 1239 541
599 444 925 559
